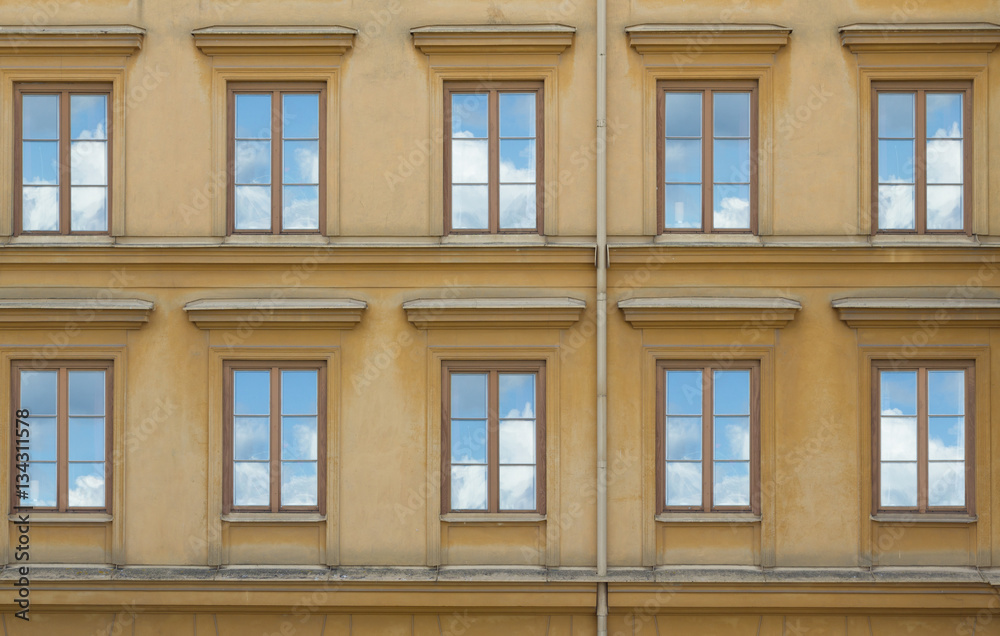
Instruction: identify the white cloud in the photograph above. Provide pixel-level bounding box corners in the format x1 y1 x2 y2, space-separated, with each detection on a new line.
714 466 750 506
880 416 917 461
70 140 107 186
714 196 749 229
282 192 319 230
233 462 270 506
499 466 534 510
666 462 701 506
68 473 105 507
291 145 319 184
499 419 535 464
452 466 487 510
235 186 271 230
283 420 317 460
71 187 107 232
878 185 915 230
22 186 58 231
281 467 318 506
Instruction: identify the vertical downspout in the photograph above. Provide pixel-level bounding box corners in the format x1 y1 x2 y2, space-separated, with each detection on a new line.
596 0 609 633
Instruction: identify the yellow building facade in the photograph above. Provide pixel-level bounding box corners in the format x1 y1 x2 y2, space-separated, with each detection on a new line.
0 0 1000 634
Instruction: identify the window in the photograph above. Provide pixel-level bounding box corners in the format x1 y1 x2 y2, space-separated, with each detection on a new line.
442 361 545 513
444 82 543 235
657 362 760 513
14 85 111 235
872 83 971 234
658 82 757 234
11 361 112 511
228 84 326 234
223 362 326 513
874 362 973 513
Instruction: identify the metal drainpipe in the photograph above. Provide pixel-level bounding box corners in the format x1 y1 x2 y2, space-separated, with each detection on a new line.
596 0 609 632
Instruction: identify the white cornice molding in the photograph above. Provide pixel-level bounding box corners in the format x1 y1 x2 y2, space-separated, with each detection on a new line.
192 25 358 56
411 24 576 55
403 297 585 329
0 25 145 55
833 297 1000 327
625 23 791 54
184 298 366 330
839 22 1000 53
0 298 153 330
618 297 801 329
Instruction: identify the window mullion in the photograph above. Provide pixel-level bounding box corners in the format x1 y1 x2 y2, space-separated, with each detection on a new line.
489 90 500 234
57 367 68 511
272 91 282 234
489 369 500 512
703 90 713 234
60 90 71 235
915 90 927 234
917 367 928 512
271 367 281 512
703 367 712 511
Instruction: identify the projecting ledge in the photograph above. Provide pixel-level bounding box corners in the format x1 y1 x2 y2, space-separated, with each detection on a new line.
411 24 576 54
192 25 358 55
184 298 366 330
839 22 1000 52
832 297 1000 328
618 297 801 329
0 298 153 330
625 23 791 54
404 297 585 329
0 25 145 55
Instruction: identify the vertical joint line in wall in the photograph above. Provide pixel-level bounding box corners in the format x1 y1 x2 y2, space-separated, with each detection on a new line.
2 612 7 636
756 616 762 636
213 614 219 636
654 615 661 636
320 615 327 636
108 614 117 636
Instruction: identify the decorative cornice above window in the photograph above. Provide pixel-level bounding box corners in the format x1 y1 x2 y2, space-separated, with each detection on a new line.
191 25 357 56
410 24 576 55
618 297 801 329
184 298 366 330
625 23 791 54
833 297 1000 328
0 25 145 55
839 23 1000 53
0 298 153 330
403 297 585 329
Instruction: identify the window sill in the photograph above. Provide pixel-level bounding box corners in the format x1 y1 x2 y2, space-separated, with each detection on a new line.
222 234 330 247
871 514 977 524
871 234 979 248
654 233 762 247
656 513 761 524
8 513 112 524
440 513 546 524
441 233 547 247
222 513 326 523
2 235 115 247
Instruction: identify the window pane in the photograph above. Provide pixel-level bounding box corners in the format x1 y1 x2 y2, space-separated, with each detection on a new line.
929 417 964 461
283 140 319 184
499 465 535 510
282 186 319 230
664 93 701 137
499 93 536 138
664 185 701 229
69 370 105 415
878 185 915 230
880 371 917 415
878 93 915 138
714 140 749 183
881 417 917 461
20 370 57 415
664 139 701 182
236 94 271 139
928 462 964 507
926 186 963 231
714 370 750 415
665 462 701 506
236 140 271 184
68 462 105 507
666 417 701 460
71 187 108 232
281 370 318 415
713 462 750 506
499 373 535 417
499 184 536 229
714 92 750 138
71 95 107 140
878 140 914 183
23 141 59 185
713 184 750 229
451 139 488 184
234 370 270 415
452 185 488 230
233 461 270 507
451 373 487 418
928 370 964 415
927 139 962 184
26 417 57 461
452 420 487 464
281 416 317 461
22 186 59 232
499 419 535 464
926 93 962 138
69 417 105 461
281 461 317 506
234 417 269 461
714 416 750 461
881 462 917 507
499 139 535 182
23 95 59 139
25 462 57 508
282 94 319 139
451 465 487 510
70 142 107 185
666 370 702 415
452 93 488 138
235 186 271 230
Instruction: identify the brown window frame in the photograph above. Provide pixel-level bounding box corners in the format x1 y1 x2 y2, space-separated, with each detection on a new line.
657 80 759 235
443 81 544 236
871 81 973 235
13 83 113 236
441 360 546 514
10 360 114 513
872 360 975 515
656 361 761 515
222 360 327 514
226 82 328 236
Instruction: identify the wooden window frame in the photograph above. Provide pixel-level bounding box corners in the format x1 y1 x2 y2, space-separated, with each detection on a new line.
226 82 327 236
657 80 758 235
13 83 113 236
10 360 113 513
871 360 975 515
443 81 544 236
656 361 760 514
871 81 973 235
441 360 546 514
222 360 327 514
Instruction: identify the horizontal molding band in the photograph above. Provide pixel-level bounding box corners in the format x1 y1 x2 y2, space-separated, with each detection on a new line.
0 298 153 330
184 298 366 330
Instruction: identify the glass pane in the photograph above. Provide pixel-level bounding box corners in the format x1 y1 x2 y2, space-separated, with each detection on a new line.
20 370 57 415
666 370 702 415
928 370 964 415
666 417 701 460
23 141 59 185
878 93 915 138
451 373 487 418
714 92 750 138
929 417 964 461
69 417 105 461
664 92 702 137
283 140 319 184
451 465 487 510
451 139 488 184
665 462 701 506
233 462 270 507
499 465 535 510
282 186 319 230
281 416 317 461
71 95 107 140
880 371 917 416
452 93 488 138
927 139 962 184
25 462 57 508
23 95 59 139
499 139 535 182
236 94 271 139
713 184 750 229
68 462 105 507
714 370 750 415
26 417 57 461
281 370 318 415
878 140 914 183
452 185 488 230
714 416 750 461
235 140 271 184
664 139 701 183
451 420 487 464
499 374 535 418
881 417 917 461
713 462 750 506
499 419 535 464
22 186 59 232
664 184 701 229
69 370 105 415
926 186 963 231
926 93 962 138
234 370 270 415
235 186 271 230
499 93 536 138
928 461 964 507
283 94 319 139
281 461 317 506
881 462 917 507
71 187 107 232
234 417 269 461
499 184 536 229
878 185 915 230
713 139 749 184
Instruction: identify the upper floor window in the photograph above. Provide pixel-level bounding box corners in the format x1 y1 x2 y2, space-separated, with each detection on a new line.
15 85 111 235
658 81 757 234
228 84 326 234
873 83 971 234
444 82 543 235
